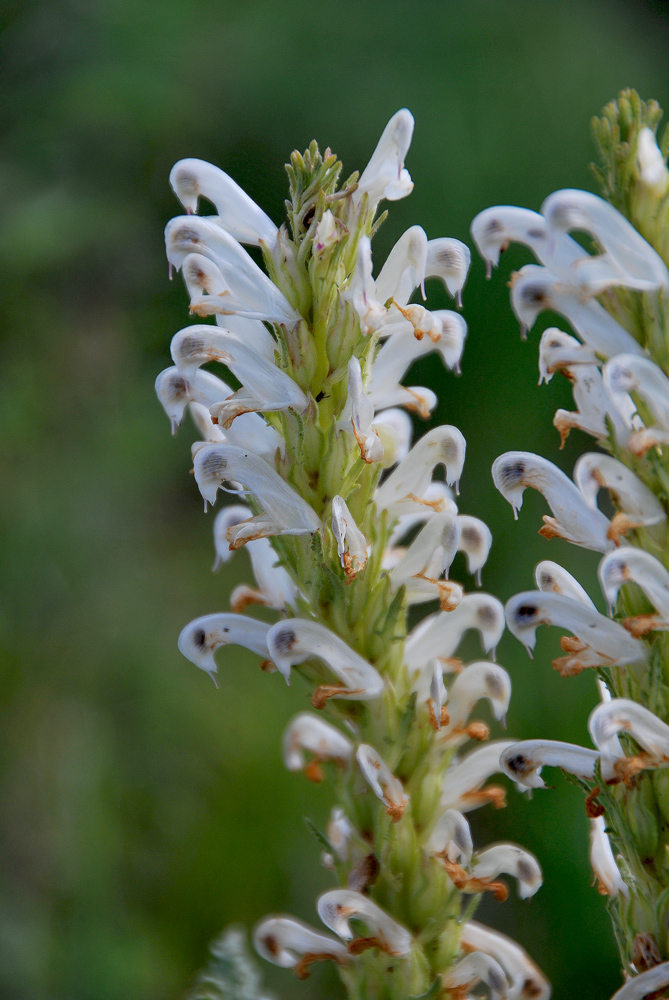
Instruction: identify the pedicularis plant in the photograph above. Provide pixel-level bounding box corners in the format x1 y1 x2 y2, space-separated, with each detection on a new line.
157 91 669 1000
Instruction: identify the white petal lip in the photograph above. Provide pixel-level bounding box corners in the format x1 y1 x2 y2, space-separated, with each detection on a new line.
427 808 473 864
253 915 348 968
193 444 320 544
589 698 669 762
542 188 669 291
598 547 669 619
538 328 598 384
460 921 551 1000
282 712 353 771
500 739 604 789
170 157 278 247
317 889 413 954
165 215 299 326
603 354 669 431
505 590 645 665
609 962 669 1000
492 451 613 552
265 619 384 696
178 613 270 680
534 560 596 609
509 264 645 357
426 238 471 305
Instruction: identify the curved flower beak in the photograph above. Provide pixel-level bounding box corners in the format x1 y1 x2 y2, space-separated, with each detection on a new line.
265 619 384 701
356 743 409 821
608 962 669 1000
405 593 506 671
500 739 603 789
598 547 669 621
425 238 471 306
534 560 596 608
427 808 473 865
388 510 462 610
317 889 413 955
443 662 512 736
492 451 613 552
457 515 493 584
177 613 271 684
253 915 348 978
603 354 669 432
589 698 669 780
471 842 543 900
460 921 551 1000
470 204 585 278
376 425 466 516
538 328 598 384
374 225 428 306
574 452 666 540
169 157 278 247
282 712 353 777
355 108 414 208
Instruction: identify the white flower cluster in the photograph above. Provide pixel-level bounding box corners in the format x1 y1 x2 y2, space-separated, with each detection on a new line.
474 126 669 994
156 112 551 997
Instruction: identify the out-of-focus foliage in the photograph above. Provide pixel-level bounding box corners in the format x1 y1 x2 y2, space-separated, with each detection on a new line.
1 1 668 998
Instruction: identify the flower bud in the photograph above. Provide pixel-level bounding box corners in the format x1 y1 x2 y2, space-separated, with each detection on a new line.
636 126 669 197
427 808 473 865
356 743 409 821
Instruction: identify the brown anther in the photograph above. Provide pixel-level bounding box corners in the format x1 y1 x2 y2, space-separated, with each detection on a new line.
553 413 574 449
585 786 605 819
613 753 654 786
258 659 277 673
560 635 588 654
294 951 345 980
405 492 447 512
623 614 664 638
311 685 363 709
461 785 506 810
552 654 590 677
230 585 266 613
304 759 324 783
607 512 641 545
539 515 565 541
403 388 433 419
464 721 490 742
427 698 450 731
441 860 509 901
385 800 407 823
351 421 379 465
347 935 386 956
437 580 463 612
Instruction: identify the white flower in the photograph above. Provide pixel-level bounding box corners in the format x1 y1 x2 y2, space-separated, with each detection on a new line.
425 237 471 306
169 157 278 246
542 188 669 292
331 495 369 579
317 889 413 955
603 354 669 432
375 425 466 517
342 235 387 334
405 593 506 673
636 126 669 197
212 507 297 611
492 451 614 552
509 264 645 357
442 662 511 738
374 225 427 306
165 216 300 326
574 452 665 541
170 325 307 426
193 445 321 545
387 481 455 546
355 108 414 208
460 921 551 1000
457 515 493 584
440 740 519 812
427 808 473 865
265 619 384 702
471 204 586 279
608 961 669 1000
371 409 413 468
599 547 669 622
253 915 348 976
178 613 271 683
356 743 409 821
589 698 669 771
388 510 462 611
505 590 645 675
445 952 509 1000
346 357 384 463
589 816 628 899
282 712 353 776
534 560 595 609
500 739 605 789
369 314 468 407
471 843 542 900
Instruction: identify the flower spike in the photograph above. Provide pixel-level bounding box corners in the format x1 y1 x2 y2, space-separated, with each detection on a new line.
193 445 321 545
265 619 384 701
178 613 271 683
282 712 353 778
253 915 348 978
317 889 413 955
356 744 409 821
492 451 614 552
169 157 278 247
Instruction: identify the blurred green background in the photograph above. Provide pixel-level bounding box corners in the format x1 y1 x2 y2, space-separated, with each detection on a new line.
1 1 669 997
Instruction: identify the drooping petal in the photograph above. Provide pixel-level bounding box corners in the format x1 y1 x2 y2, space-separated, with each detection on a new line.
405 593 506 672
388 510 462 610
317 889 413 955
589 699 669 767
574 453 666 537
598 547 669 620
178 613 271 682
534 560 596 609
425 238 471 306
170 157 278 246
471 843 543 899
427 808 473 865
603 354 669 432
443 662 511 736
471 205 586 278
457 515 493 584
376 425 466 516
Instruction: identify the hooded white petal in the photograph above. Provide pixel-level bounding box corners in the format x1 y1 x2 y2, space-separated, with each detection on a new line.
589 698 669 764
636 126 669 197
471 205 585 278
505 590 645 668
445 952 509 1000
534 560 596 609
427 808 473 865
443 662 511 736
266 619 384 698
253 915 348 970
389 510 462 609
317 889 413 955
609 962 669 1000
460 921 551 1000
355 108 414 207
374 225 427 305
500 739 604 789
170 158 278 246
426 238 471 306
574 453 665 530
589 816 627 899
193 445 321 547
603 354 669 432
493 451 614 552
599 547 669 620
165 216 300 325
457 515 493 584
282 712 353 772
178 613 271 682
331 495 369 578
406 593 506 673
375 425 466 516
440 740 519 812
372 408 413 468
356 743 409 819
471 843 542 899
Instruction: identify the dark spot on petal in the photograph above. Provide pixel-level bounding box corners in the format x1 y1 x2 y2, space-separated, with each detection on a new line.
192 628 207 648
506 753 529 774
274 628 297 654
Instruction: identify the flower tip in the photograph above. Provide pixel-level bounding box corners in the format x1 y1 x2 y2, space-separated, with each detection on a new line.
208 670 219 688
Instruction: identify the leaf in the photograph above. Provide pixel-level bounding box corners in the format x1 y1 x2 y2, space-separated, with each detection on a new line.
303 815 335 855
